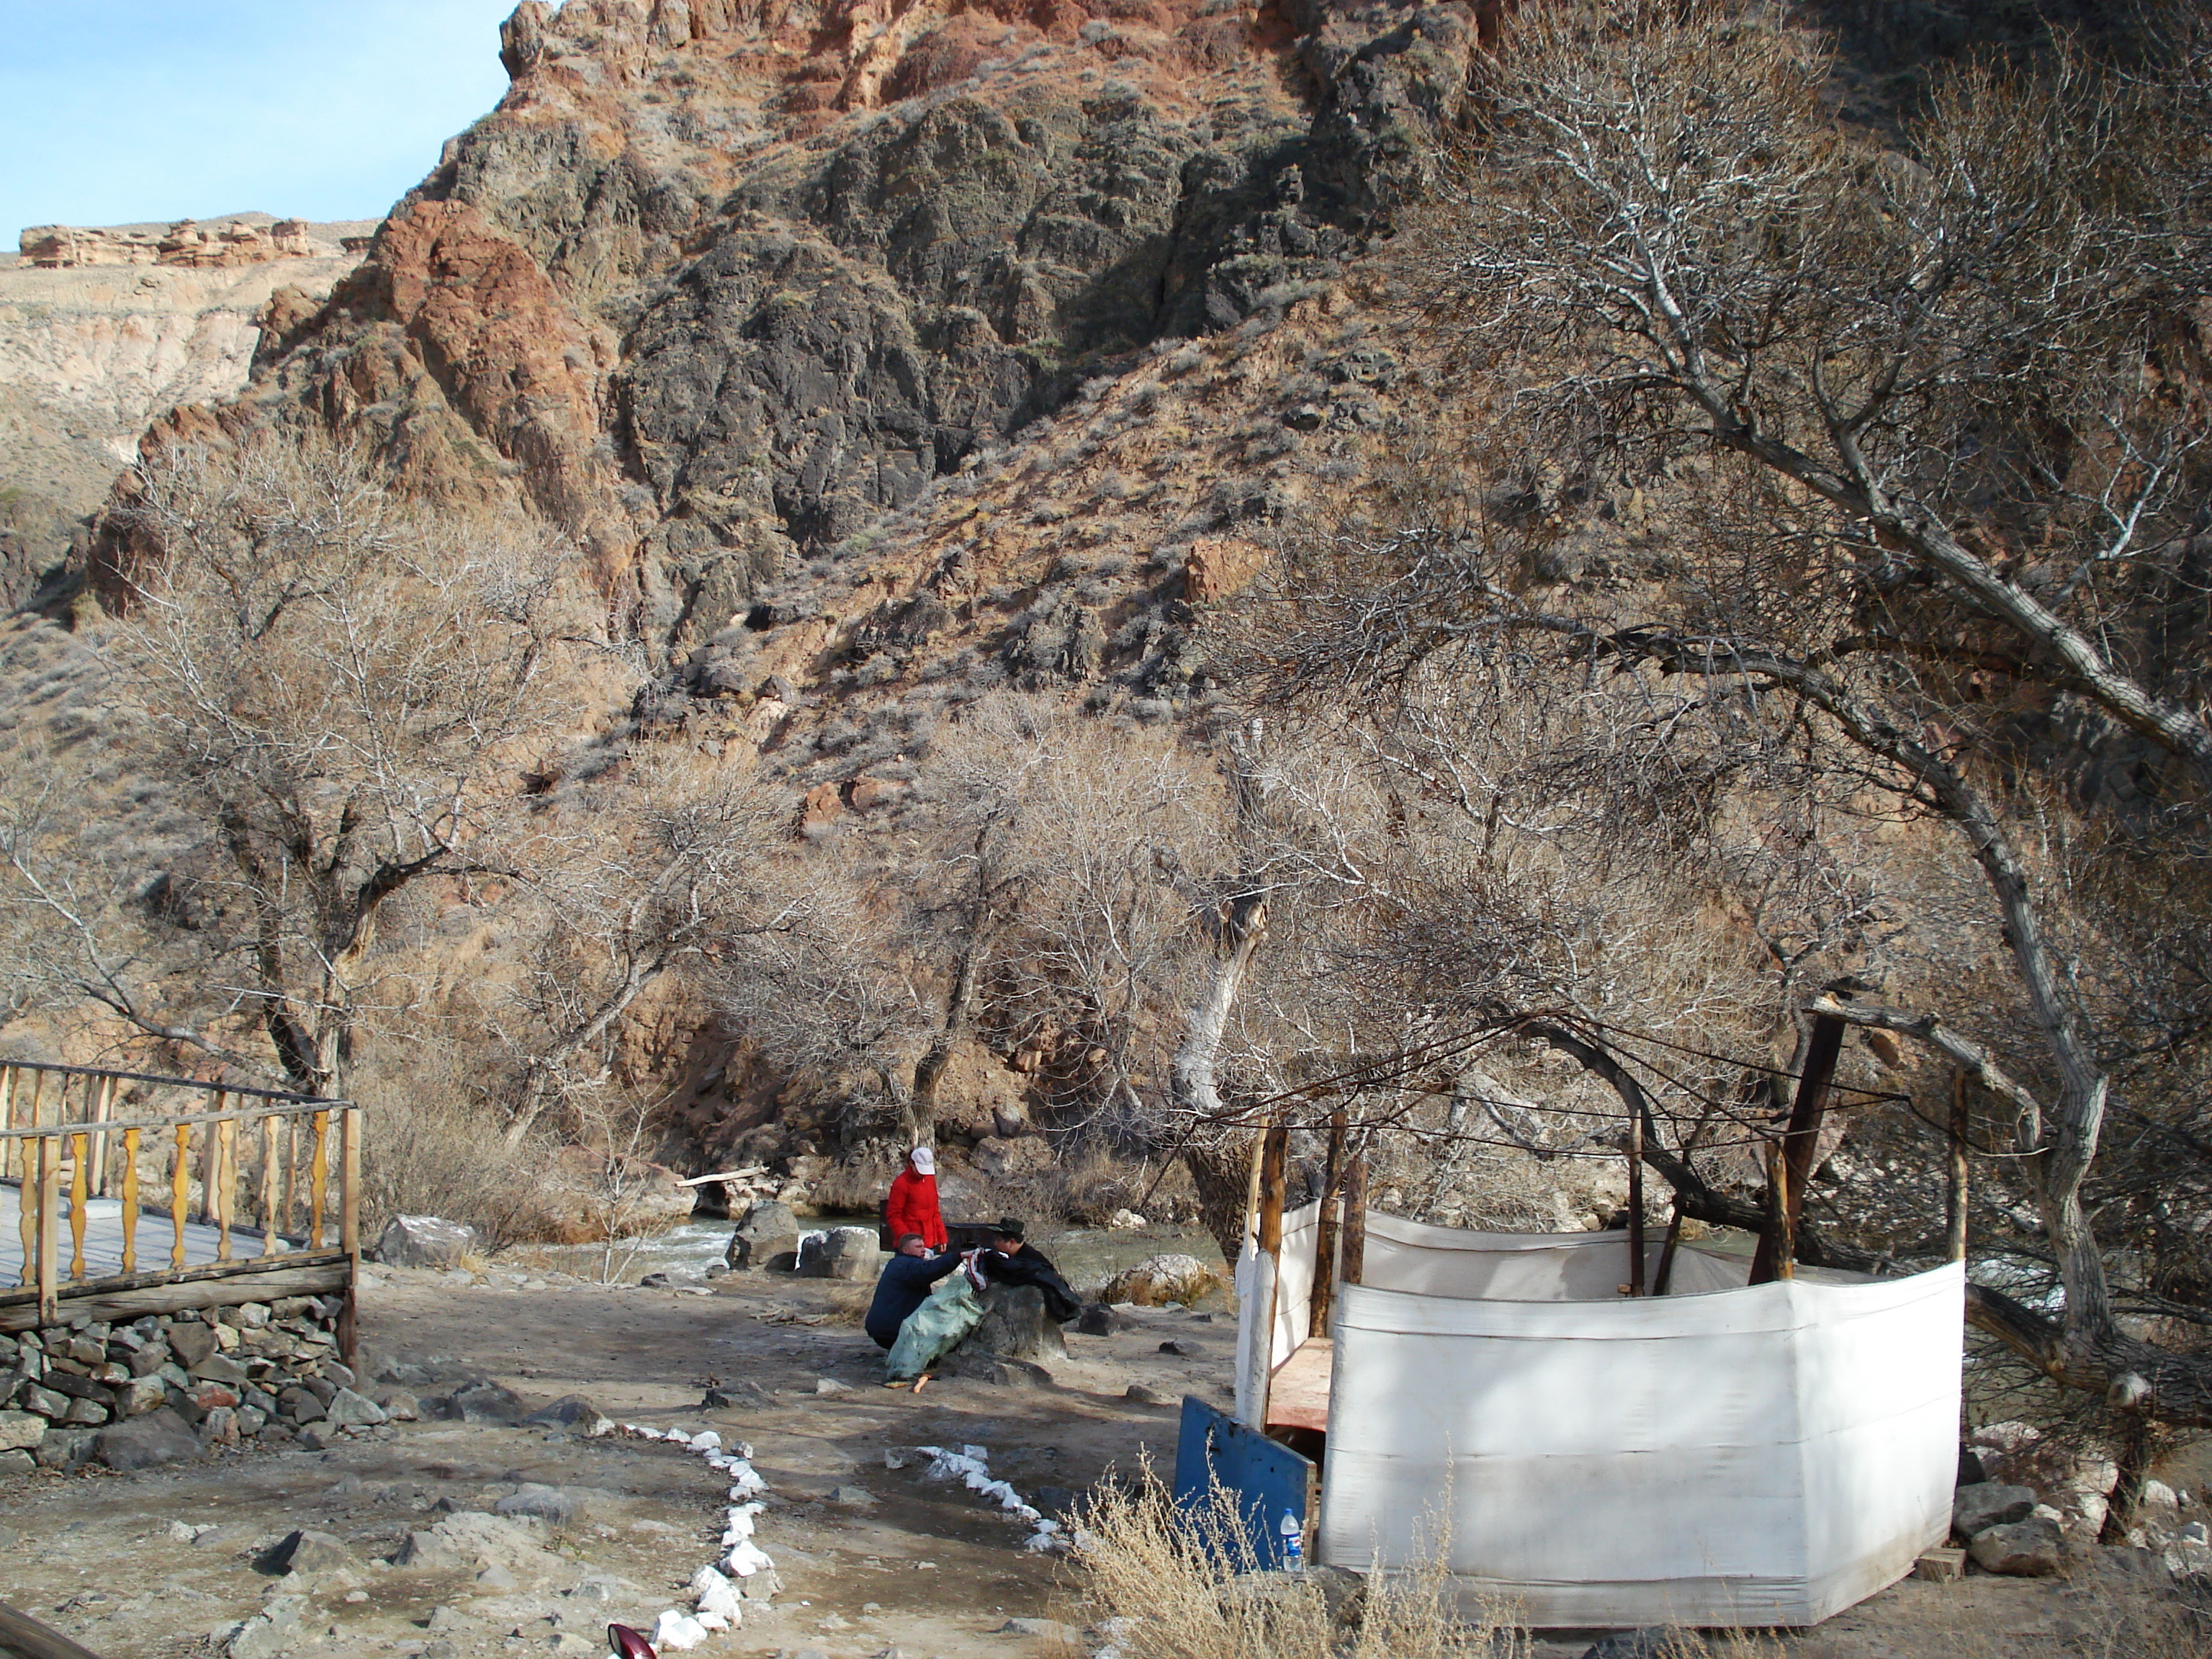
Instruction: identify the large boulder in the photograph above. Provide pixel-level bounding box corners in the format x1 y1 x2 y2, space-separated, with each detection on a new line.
1953 1481 2038 1540
961 1284 1069 1364
373 1214 478 1269
1968 1516 2064 1576
797 1226 881 1281
1097 1253 1223 1308
94 1406 202 1471
725 1200 801 1271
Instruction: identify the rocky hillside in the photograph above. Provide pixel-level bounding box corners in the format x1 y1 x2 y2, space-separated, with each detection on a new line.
0 215 372 605
76 0 1481 653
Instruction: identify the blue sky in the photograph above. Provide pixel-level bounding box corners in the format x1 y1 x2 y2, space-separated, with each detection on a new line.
0 1 519 242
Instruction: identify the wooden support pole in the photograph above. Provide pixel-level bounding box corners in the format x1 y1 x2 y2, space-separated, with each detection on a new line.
1 1596 111 1659
1309 1110 1346 1335
1946 1069 1970 1263
1750 1012 1844 1285
340 1106 362 1366
1652 1203 1684 1297
0 1065 14 1182
1254 1122 1290 1429
1627 1094 1647 1295
88 1075 112 1195
199 1092 224 1225
1339 1142 1367 1290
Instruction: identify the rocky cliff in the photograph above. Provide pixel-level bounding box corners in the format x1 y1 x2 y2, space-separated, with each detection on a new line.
0 217 372 603
82 0 1486 668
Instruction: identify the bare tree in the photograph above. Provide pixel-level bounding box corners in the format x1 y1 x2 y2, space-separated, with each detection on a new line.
8 436 572 1095
1255 1 2212 1421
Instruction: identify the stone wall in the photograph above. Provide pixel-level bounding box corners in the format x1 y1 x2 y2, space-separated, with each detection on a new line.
0 1295 395 1478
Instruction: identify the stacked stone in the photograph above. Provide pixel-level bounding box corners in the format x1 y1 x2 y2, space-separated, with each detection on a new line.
0 1297 392 1476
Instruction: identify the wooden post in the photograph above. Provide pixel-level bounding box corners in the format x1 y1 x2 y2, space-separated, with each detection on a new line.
0 1065 14 1182
1750 1012 1844 1284
88 1075 112 1195
14 1142 32 1289
260 1115 280 1255
1309 1110 1346 1334
120 1127 140 1275
68 1130 88 1281
1652 1204 1684 1296
1947 1069 1970 1262
214 1117 237 1261
36 1133 59 1321
1339 1143 1367 1290
1253 1123 1290 1429
339 1106 362 1366
1627 1094 1646 1295
170 1123 190 1271
199 1092 224 1225
308 1110 330 1251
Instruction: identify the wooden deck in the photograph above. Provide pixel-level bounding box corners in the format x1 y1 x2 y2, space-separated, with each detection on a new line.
0 1058 360 1341
0 1183 289 1281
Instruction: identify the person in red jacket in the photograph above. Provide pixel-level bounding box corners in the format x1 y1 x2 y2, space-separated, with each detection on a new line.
884 1145 947 1250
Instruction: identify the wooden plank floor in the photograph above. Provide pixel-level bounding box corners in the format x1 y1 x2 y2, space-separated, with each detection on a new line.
1267 1336 1334 1432
0 1180 292 1287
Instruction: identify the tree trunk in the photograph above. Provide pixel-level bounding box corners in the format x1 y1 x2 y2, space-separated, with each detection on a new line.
907 930 984 1148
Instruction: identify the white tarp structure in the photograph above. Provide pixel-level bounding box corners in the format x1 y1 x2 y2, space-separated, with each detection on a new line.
1234 1204 1964 1627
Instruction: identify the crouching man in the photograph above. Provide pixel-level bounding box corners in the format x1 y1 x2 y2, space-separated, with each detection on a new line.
865 1232 963 1350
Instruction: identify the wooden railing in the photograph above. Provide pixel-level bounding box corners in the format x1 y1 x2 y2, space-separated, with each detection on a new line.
0 1060 359 1324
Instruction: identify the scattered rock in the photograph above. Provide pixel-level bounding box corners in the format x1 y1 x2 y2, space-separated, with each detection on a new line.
496 1484 581 1525
797 1226 881 1282
324 1387 388 1428
521 1393 606 1431
447 1381 528 1424
1075 1304 1124 1336
814 1377 854 1395
1578 1632 1683 1659
1953 1482 2038 1539
1968 1517 2064 1576
1123 1384 1166 1405
703 1381 775 1411
374 1214 480 1269
0 1449 32 1477
225 1595 305 1659
1158 1340 1189 1356
261 1529 355 1576
994 1619 1076 1640
828 1485 876 1508
1096 1254 1223 1308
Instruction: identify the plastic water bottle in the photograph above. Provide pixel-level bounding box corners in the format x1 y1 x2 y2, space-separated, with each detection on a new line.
1280 1509 1304 1570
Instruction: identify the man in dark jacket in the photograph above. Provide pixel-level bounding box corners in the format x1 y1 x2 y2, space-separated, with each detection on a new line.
864 1233 964 1349
979 1218 1081 1323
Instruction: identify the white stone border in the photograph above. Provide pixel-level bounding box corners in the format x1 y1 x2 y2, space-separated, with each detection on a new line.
595 1420 778 1650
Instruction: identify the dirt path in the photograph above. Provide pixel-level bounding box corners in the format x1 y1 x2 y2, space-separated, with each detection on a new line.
0 1261 2157 1659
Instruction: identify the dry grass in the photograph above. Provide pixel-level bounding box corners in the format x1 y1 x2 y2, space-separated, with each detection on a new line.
1067 1463 1529 1659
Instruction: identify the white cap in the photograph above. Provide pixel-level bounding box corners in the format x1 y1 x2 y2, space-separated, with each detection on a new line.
910 1146 935 1174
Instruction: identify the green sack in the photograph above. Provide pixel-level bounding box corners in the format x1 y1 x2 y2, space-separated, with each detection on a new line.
886 1269 984 1381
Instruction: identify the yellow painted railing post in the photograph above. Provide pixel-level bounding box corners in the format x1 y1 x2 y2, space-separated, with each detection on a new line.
120 1126 140 1275
170 1123 191 1271
36 1133 59 1323
68 1129 88 1281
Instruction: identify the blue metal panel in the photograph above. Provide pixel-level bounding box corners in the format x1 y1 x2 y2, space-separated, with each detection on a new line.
1172 1395 1317 1569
